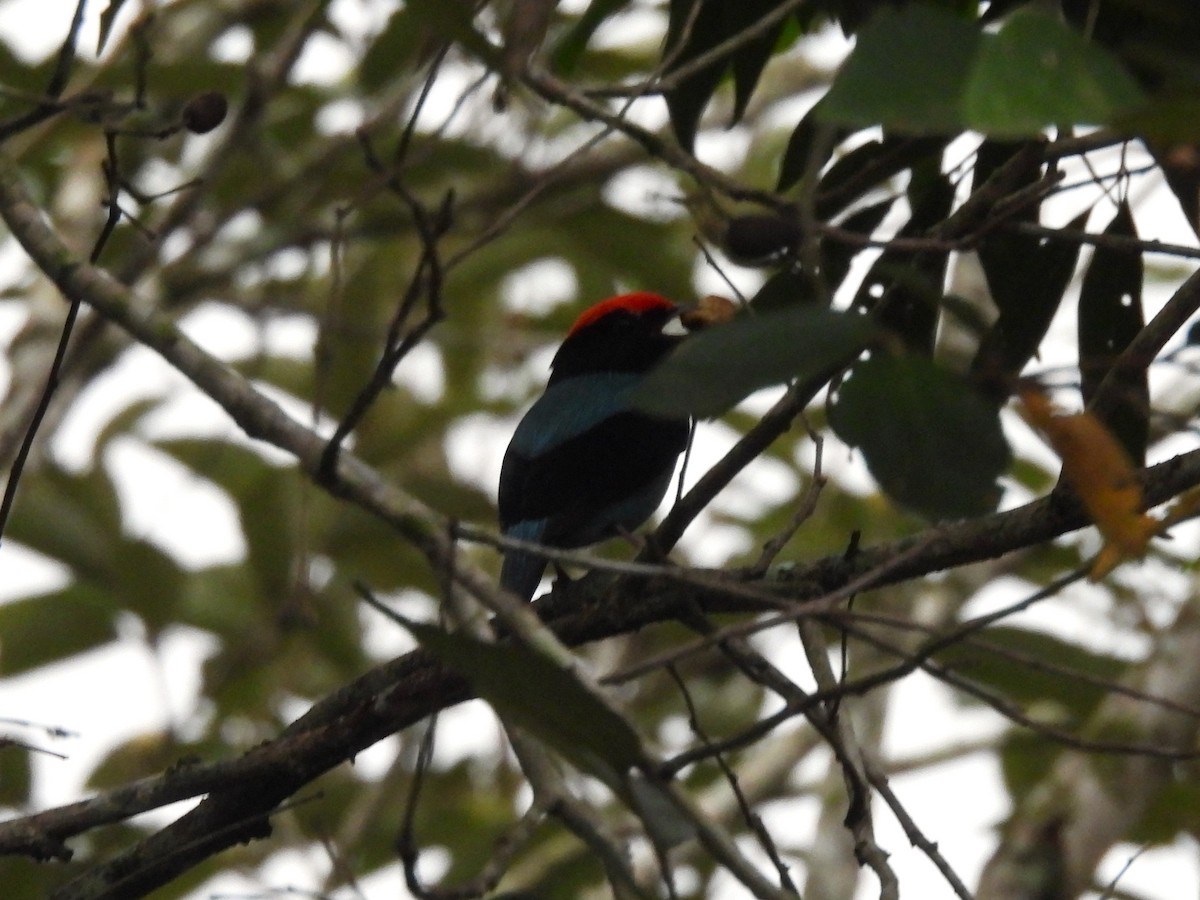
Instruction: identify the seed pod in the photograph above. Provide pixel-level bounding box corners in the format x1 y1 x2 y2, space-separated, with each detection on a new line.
182 91 228 134
725 214 802 265
680 294 738 331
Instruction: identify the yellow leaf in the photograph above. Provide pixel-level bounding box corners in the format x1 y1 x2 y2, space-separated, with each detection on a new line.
1088 541 1129 582
1159 484 1200 530
1019 387 1157 576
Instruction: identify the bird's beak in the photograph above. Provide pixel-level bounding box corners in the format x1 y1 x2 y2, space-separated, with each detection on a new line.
678 294 738 332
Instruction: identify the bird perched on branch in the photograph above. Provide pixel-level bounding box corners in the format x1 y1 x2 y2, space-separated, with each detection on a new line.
498 292 732 600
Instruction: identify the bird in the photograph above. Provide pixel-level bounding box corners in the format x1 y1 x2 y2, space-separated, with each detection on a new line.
498 292 706 600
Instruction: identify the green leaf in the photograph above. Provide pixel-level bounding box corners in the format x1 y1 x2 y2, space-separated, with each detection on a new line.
980 0 1034 24
727 0 787 125
86 731 177 790
550 0 632 75
821 5 982 133
853 171 954 356
747 267 816 312
936 626 1125 715
402 0 500 67
821 6 1144 136
359 6 429 90
0 743 31 807
664 0 788 148
110 538 186 633
970 138 1039 192
1135 779 1200 846
5 463 122 584
1078 200 1148 464
155 439 296 598
972 208 1088 400
1152 123 1200 235
964 9 1144 136
664 0 727 151
628 774 695 848
970 141 1086 399
401 619 644 780
631 307 874 419
777 102 847 192
829 355 1010 519
177 564 264 634
95 399 161 453
815 136 946 221
0 585 118 676
98 0 131 54
743 202 896 313
401 759 528 883
1119 93 1200 146
821 199 895 293
998 735 1070 876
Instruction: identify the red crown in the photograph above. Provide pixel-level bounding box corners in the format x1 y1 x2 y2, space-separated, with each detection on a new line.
567 292 676 337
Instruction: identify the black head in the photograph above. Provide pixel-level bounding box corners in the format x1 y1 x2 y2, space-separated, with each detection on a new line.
548 293 685 385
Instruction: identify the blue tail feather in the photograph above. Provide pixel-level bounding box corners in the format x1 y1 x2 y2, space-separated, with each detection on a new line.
500 519 549 600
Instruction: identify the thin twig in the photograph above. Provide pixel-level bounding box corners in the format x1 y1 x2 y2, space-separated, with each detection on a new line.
844 617 1200 761
750 432 826 576
397 714 440 900
795 619 898 900
846 606 1200 722
317 136 449 482
585 0 811 99
656 569 1083 776
666 665 799 894
1011 221 1200 260
0 0 88 141
0 128 125 544
866 767 972 900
